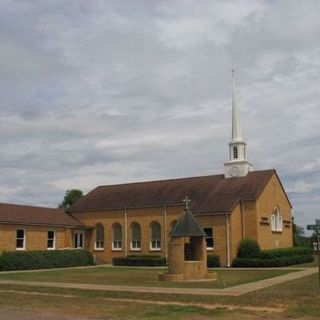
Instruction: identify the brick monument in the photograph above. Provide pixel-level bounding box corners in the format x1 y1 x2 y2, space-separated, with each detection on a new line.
159 197 217 282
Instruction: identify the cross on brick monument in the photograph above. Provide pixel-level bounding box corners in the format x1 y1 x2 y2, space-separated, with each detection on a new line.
182 196 191 210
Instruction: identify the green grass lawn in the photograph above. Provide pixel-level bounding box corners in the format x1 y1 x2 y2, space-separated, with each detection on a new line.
0 272 319 319
0 266 298 289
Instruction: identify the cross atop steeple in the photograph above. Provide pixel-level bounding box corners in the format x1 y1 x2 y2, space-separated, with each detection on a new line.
182 196 191 210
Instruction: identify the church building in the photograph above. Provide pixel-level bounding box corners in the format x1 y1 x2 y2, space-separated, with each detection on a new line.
0 75 293 266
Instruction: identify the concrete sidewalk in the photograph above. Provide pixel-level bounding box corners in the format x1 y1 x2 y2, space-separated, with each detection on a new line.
0 267 317 296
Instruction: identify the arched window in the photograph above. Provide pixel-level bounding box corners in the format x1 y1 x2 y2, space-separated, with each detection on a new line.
233 146 238 159
95 223 104 250
271 207 282 232
112 223 122 250
131 222 141 250
150 222 161 250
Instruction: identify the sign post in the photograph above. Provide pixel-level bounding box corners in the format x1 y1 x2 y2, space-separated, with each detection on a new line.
307 220 320 288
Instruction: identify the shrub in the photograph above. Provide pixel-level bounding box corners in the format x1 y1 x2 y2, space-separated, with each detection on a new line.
232 246 314 268
113 255 166 267
0 249 94 271
258 247 312 259
207 254 220 267
237 238 261 258
232 254 314 267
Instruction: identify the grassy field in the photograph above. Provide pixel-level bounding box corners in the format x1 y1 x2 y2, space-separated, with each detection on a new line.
0 266 319 319
0 272 319 319
0 266 298 289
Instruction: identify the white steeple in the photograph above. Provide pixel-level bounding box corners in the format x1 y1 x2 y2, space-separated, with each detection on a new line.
224 70 252 178
231 70 243 143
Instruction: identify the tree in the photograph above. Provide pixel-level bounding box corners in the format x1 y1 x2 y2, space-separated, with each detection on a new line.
58 189 83 209
292 218 312 247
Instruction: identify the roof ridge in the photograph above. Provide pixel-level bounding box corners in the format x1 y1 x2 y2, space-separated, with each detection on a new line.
0 202 60 211
93 169 276 190
95 173 225 189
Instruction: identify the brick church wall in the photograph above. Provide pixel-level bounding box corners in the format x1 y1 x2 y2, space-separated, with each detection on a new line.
256 173 293 250
0 224 69 252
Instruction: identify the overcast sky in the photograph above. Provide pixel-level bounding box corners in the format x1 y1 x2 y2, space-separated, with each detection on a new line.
0 0 319 230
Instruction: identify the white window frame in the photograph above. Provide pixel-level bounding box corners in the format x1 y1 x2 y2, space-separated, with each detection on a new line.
150 240 161 251
47 230 56 250
203 226 214 250
16 229 26 250
112 240 122 251
131 240 141 251
271 208 283 232
74 230 85 249
95 240 104 251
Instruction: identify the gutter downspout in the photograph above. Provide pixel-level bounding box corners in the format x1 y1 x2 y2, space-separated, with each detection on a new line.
241 200 246 239
124 208 128 257
164 206 167 260
226 213 231 267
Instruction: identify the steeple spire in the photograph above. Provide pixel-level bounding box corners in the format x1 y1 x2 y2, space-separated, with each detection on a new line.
224 70 253 178
231 69 243 142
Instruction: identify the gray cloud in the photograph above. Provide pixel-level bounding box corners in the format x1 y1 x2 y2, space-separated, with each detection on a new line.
0 0 319 230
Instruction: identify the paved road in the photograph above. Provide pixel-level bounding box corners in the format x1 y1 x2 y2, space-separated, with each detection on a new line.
0 267 317 296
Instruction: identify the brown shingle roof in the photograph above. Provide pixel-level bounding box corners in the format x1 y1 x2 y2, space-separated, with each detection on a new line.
0 203 83 227
69 170 284 214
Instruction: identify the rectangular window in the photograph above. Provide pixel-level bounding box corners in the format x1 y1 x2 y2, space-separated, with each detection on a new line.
112 240 122 250
95 240 104 249
47 230 55 250
16 229 25 250
203 227 214 249
150 240 161 250
131 240 141 250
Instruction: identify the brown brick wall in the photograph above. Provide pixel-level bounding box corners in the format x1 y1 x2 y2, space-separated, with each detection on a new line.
256 173 293 250
195 214 228 266
0 224 69 252
72 207 231 265
230 204 243 261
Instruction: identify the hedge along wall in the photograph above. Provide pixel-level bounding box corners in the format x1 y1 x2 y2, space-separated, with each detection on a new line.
113 255 166 267
113 254 221 267
0 249 95 271
232 247 314 267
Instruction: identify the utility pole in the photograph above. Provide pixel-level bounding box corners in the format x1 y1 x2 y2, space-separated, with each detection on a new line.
307 220 320 288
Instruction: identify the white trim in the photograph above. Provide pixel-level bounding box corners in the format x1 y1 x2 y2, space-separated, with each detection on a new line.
112 240 122 251
150 240 161 251
16 228 26 250
94 240 104 251
164 206 167 260
124 208 128 257
130 240 141 251
271 207 283 232
226 214 230 267
74 230 85 249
